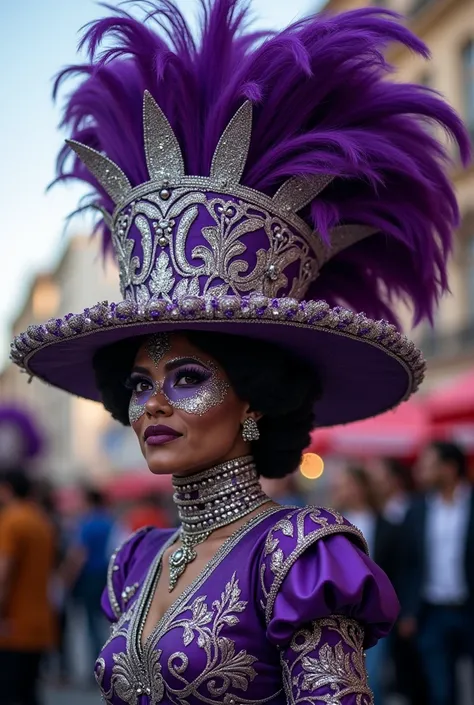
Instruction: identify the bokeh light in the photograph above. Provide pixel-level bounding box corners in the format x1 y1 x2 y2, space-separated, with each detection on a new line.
300 453 324 480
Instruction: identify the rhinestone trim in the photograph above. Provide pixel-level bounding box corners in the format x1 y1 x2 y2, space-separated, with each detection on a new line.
10 294 425 416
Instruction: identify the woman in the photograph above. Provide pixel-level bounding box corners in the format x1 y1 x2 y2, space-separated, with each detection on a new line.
10 0 469 702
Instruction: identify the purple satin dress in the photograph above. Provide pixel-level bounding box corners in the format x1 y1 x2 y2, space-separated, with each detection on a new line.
96 506 399 704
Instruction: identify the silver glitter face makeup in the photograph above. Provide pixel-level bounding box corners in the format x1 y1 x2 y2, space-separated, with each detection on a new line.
128 378 160 424
162 357 230 416
127 355 230 424
128 397 145 424
146 332 171 367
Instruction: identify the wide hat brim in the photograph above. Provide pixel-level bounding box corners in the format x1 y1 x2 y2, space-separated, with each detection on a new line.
10 294 424 428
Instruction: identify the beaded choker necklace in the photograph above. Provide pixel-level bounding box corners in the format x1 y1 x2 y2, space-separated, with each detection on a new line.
169 456 268 591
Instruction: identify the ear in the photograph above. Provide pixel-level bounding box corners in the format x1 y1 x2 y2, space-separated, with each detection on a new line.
241 406 263 424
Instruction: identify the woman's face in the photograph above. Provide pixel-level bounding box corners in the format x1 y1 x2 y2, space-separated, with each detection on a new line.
128 332 253 476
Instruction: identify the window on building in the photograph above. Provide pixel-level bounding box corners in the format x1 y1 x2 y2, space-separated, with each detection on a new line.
462 40 474 142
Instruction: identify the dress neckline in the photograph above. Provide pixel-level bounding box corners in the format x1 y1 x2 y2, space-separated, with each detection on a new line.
133 505 283 659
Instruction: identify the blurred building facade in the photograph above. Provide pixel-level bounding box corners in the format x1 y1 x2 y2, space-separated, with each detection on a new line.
323 0 474 389
0 235 143 483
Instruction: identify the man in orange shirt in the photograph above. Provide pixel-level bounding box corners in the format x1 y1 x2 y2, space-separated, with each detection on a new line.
0 469 56 705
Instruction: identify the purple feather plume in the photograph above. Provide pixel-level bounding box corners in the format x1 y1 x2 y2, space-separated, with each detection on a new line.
54 0 471 326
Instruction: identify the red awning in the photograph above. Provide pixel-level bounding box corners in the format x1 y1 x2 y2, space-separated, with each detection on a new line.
308 401 431 458
426 370 474 423
104 470 173 501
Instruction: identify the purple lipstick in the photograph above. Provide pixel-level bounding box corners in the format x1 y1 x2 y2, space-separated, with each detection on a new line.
144 424 182 446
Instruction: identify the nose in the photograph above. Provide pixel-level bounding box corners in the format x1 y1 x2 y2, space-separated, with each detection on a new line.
144 387 173 418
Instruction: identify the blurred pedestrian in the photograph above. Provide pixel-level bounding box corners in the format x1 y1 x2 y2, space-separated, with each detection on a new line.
331 465 399 704
0 469 57 705
259 473 306 507
60 487 113 676
33 478 73 685
369 457 413 524
399 441 474 705
370 458 429 705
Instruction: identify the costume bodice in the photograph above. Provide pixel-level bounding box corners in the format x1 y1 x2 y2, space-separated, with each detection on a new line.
95 506 399 705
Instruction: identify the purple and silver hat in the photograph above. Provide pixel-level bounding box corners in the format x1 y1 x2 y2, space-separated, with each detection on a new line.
10 1 470 427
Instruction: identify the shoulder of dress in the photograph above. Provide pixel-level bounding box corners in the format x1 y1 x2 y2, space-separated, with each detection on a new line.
106 525 162 620
259 506 368 624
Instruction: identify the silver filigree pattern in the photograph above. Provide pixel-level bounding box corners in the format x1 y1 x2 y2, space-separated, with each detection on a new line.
66 93 378 308
95 509 284 705
259 507 369 625
281 616 374 704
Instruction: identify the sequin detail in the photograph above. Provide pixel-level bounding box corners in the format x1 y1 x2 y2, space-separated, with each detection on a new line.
128 393 150 424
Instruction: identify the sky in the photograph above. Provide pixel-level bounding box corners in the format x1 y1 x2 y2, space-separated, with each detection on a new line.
0 0 320 368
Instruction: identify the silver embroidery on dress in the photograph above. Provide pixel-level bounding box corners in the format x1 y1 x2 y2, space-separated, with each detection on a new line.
96 510 284 705
164 574 261 701
280 616 374 705
260 508 369 624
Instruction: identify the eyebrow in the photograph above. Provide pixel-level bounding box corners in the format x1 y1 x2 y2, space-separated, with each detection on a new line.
164 357 209 372
130 365 153 376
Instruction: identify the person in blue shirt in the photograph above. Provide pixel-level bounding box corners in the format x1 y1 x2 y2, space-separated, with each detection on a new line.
61 488 114 675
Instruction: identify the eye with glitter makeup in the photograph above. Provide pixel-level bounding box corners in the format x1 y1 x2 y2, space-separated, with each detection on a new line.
173 365 212 389
126 373 153 392
127 372 160 425
162 357 230 415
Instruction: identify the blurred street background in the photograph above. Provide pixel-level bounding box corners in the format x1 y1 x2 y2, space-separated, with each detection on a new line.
1 0 474 703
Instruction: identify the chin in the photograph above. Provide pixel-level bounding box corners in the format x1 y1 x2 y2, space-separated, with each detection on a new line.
144 443 185 475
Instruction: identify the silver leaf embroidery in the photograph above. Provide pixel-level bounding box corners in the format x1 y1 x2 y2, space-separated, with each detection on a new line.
149 251 175 297
281 616 373 705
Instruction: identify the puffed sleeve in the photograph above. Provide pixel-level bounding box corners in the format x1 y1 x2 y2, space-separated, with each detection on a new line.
258 507 399 704
101 526 156 622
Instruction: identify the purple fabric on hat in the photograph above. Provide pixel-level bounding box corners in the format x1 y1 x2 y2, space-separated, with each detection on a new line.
96 506 394 704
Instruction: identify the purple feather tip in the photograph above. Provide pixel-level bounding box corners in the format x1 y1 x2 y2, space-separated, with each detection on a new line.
53 0 471 326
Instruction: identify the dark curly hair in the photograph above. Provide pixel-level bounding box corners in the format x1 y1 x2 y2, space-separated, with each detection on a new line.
93 331 321 478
